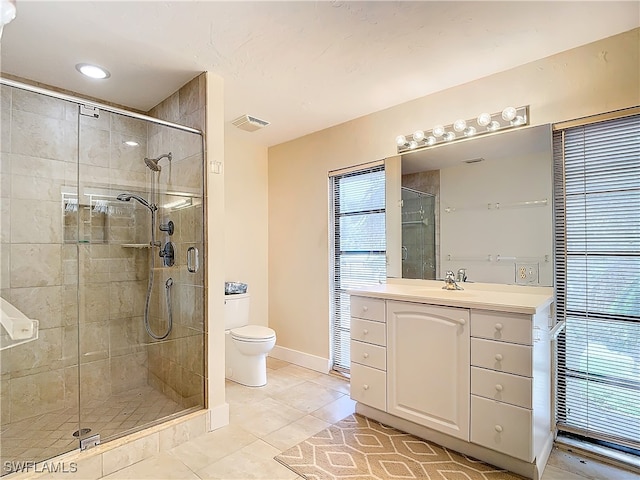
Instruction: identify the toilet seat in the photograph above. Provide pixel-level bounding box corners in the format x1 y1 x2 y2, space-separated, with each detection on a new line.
231 325 276 342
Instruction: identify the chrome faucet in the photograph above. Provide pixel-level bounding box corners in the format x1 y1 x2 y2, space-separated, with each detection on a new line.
442 270 464 290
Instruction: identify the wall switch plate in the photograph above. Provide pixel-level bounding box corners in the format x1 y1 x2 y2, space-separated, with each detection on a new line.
516 263 539 285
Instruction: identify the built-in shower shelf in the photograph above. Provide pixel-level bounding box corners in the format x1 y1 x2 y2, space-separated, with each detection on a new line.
1 320 39 351
1 298 39 351
121 243 152 249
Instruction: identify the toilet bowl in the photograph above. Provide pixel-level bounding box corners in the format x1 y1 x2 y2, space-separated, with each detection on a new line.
224 293 276 387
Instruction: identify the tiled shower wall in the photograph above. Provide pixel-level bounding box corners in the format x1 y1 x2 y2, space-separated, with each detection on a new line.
145 74 206 408
0 86 152 427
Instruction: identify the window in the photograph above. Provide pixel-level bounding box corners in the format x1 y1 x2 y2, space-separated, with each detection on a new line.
554 112 640 452
329 164 386 373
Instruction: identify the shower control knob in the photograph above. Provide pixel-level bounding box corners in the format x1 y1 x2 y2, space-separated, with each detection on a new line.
159 220 174 236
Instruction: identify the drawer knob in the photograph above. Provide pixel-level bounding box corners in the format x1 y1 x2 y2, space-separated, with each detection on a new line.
495 384 503 392
363 353 369 359
495 354 503 361
495 323 504 331
363 384 370 390
363 329 369 335
362 306 369 312
494 425 503 433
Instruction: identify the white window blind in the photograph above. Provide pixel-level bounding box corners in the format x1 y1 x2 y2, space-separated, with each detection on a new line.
554 113 640 451
329 165 386 372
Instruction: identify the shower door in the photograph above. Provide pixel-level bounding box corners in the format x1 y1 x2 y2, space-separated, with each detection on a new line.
75 109 205 444
1 85 83 472
401 188 436 279
0 81 205 474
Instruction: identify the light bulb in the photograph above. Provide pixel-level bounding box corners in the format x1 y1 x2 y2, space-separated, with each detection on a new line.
463 126 476 137
453 119 466 132
413 130 425 142
443 131 455 142
501 106 517 121
408 140 418 149
395 135 407 146
487 121 500 132
477 113 492 126
426 136 437 146
433 125 445 137
76 63 111 79
511 115 525 126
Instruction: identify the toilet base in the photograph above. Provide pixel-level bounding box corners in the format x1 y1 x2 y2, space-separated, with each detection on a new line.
225 331 272 387
226 354 267 387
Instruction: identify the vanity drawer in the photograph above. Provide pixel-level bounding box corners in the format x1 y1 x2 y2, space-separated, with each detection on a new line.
351 317 386 346
471 395 532 462
471 338 532 377
350 363 386 411
351 340 386 371
471 310 532 346
350 296 385 323
471 366 532 409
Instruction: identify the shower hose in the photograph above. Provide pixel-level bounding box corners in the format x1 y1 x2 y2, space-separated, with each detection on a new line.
143 252 174 340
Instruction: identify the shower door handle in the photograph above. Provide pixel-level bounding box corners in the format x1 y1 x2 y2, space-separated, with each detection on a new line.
187 247 199 273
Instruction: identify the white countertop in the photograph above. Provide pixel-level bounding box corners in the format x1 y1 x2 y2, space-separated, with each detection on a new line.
347 279 554 315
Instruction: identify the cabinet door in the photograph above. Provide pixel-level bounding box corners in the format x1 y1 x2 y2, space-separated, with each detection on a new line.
387 301 470 440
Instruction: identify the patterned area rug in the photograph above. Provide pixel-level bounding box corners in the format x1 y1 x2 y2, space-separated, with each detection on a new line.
274 414 525 480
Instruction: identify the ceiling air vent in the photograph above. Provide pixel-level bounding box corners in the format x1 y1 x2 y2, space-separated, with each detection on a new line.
231 114 270 132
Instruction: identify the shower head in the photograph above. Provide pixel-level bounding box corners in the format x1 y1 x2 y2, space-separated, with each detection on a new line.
144 152 172 172
116 193 157 212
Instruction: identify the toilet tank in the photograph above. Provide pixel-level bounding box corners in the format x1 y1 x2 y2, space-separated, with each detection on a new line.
224 293 250 330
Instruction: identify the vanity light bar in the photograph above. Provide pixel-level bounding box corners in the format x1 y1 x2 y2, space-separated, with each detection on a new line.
395 105 530 154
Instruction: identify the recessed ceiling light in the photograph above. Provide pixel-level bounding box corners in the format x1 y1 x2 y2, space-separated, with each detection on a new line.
124 140 139 147
75 63 110 79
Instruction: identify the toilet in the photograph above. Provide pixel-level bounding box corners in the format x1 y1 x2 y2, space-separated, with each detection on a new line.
224 293 276 387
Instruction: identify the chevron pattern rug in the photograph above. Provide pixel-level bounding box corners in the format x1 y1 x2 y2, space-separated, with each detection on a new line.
274 414 525 480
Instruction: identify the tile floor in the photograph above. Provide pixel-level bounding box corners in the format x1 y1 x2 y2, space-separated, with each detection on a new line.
22 358 640 479
1 385 184 474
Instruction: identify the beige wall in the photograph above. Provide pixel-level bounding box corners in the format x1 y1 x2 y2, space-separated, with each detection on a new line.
267 28 640 360
224 127 269 328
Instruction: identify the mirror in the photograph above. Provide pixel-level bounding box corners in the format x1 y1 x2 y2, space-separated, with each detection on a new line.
386 124 554 286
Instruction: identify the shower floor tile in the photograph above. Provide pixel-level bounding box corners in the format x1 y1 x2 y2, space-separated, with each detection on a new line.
0 384 183 475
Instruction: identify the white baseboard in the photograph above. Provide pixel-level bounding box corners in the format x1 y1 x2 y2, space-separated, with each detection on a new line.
270 345 330 374
207 402 229 431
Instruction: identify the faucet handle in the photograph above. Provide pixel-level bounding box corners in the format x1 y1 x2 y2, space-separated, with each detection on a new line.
445 270 455 281
457 268 467 282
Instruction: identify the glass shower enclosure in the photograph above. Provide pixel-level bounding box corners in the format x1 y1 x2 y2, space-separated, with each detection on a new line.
401 187 436 279
0 80 205 474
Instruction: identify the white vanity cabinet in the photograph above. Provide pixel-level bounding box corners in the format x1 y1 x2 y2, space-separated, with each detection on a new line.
349 296 387 412
348 282 554 480
387 301 470 440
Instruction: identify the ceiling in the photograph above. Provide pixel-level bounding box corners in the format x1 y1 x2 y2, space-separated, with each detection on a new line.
1 1 638 147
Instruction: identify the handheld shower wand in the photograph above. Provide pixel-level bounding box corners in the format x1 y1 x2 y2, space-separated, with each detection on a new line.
116 193 157 212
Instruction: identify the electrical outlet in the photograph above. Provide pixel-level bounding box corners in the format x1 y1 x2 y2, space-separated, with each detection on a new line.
516 263 539 285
